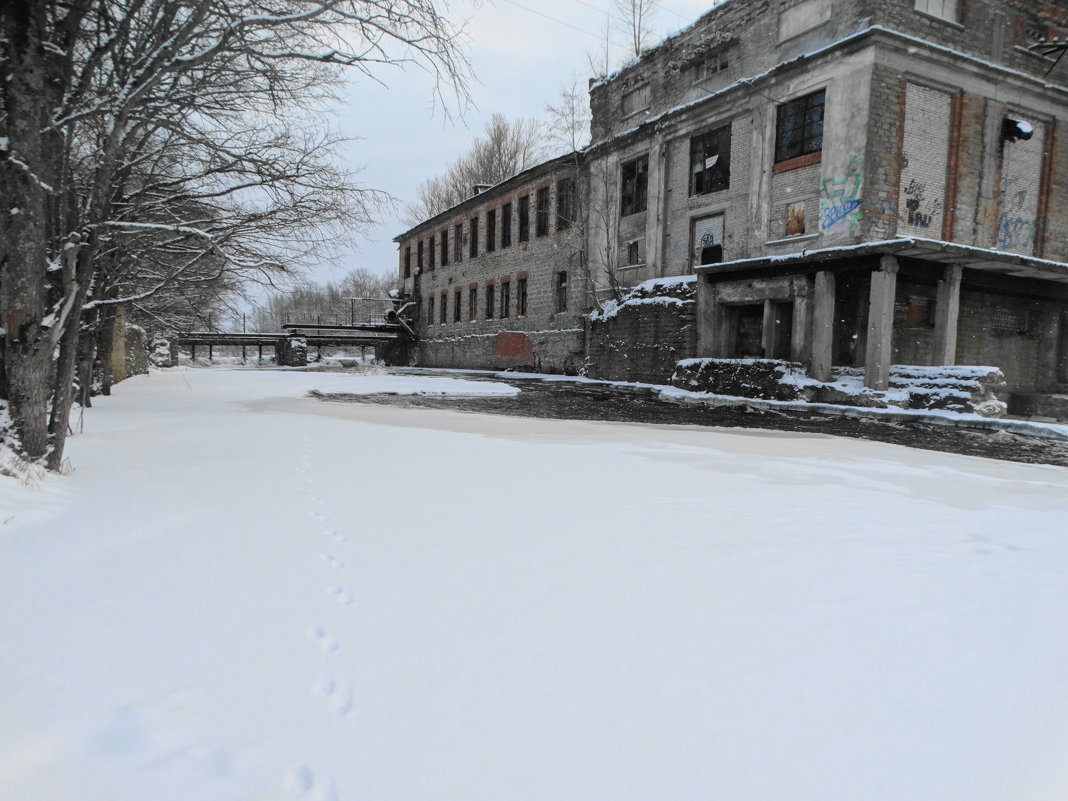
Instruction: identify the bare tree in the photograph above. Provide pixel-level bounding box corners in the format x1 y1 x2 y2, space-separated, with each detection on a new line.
1 0 471 468
545 76 592 157
403 113 545 223
614 0 660 59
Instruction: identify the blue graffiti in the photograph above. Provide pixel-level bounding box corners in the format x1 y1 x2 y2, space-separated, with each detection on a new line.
996 217 1035 253
821 198 862 231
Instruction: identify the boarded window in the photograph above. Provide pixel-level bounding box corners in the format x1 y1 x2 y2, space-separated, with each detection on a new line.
775 89 825 163
691 214 725 267
690 125 731 195
914 0 958 22
622 84 650 116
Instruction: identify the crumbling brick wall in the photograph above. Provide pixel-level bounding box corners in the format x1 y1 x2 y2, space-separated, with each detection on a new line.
586 278 698 384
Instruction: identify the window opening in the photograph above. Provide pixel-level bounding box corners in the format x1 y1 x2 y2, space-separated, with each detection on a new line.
690 125 731 195
775 89 825 164
535 187 550 236
502 202 513 247
620 156 649 217
518 195 530 242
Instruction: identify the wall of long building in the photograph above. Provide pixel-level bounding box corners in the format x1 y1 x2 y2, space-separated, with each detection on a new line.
396 160 587 373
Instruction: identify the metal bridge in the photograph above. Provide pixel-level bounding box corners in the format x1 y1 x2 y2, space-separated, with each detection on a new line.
173 297 415 364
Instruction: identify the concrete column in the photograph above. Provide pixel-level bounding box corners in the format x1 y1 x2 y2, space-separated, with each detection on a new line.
696 277 718 356
864 255 899 390
645 136 667 276
761 298 777 358
791 278 812 364
933 264 963 365
810 270 835 381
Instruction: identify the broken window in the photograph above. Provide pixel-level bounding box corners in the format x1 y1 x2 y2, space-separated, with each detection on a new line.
441 230 448 266
556 177 575 230
627 240 641 265
502 202 513 247
518 195 530 242
500 280 511 319
404 246 411 278
469 216 479 258
454 223 464 262
914 0 958 22
691 51 729 83
487 208 497 252
517 277 528 316
555 271 568 313
620 155 649 217
469 286 477 321
535 187 550 236
485 282 495 318
454 289 462 323
691 125 731 195
775 89 825 164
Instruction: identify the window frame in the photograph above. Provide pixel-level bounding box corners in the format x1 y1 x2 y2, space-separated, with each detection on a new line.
518 195 530 242
774 89 826 165
403 246 411 278
487 208 497 252
485 281 495 319
914 0 959 23
555 271 568 313
454 222 464 263
469 216 479 258
620 155 649 218
556 177 575 230
440 291 447 324
469 285 477 321
535 186 550 237
501 202 513 247
428 236 435 270
500 279 511 319
690 124 732 196
440 230 448 266
454 288 462 323
516 276 528 317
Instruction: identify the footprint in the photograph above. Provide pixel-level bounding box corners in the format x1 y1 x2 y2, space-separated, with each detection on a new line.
326 585 353 606
327 530 347 544
284 764 314 795
311 511 332 522
306 626 339 654
327 680 353 717
320 554 346 570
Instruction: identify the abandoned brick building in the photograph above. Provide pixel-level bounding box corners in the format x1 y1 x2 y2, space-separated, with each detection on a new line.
398 0 1068 414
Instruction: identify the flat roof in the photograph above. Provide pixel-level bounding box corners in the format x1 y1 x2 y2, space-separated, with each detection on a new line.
693 238 1068 284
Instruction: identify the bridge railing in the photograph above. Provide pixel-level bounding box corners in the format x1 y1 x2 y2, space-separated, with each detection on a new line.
283 297 397 328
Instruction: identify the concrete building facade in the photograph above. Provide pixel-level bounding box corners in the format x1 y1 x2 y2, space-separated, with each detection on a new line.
398 0 1068 410
396 154 586 372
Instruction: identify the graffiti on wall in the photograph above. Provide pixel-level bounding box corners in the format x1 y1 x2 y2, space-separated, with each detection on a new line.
996 185 1036 254
819 156 862 236
902 178 942 230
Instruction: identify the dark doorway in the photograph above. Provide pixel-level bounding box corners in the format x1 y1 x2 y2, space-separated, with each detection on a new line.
734 305 764 357
770 302 794 360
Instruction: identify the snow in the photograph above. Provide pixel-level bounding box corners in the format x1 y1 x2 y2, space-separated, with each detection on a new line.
3 368 1068 801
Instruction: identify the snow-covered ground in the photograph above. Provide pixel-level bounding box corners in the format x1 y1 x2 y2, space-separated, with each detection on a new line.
2 368 1068 801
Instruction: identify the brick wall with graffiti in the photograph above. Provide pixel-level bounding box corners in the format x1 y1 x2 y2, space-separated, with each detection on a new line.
898 82 953 239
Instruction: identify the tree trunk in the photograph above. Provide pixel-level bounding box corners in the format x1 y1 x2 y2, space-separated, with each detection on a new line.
0 4 58 460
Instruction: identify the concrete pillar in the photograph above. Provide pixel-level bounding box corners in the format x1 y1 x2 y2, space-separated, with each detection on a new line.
864 255 899 390
811 270 835 382
791 279 812 364
761 299 776 358
933 264 963 365
645 135 667 276
696 276 719 355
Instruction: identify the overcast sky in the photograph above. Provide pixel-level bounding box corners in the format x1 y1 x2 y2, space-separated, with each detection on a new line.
304 0 718 289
